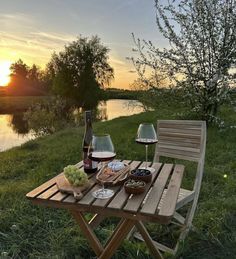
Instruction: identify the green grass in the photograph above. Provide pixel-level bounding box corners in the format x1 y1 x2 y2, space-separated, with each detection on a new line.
0 96 48 113
1 103 236 258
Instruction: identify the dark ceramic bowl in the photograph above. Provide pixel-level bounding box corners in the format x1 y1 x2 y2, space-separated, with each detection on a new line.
124 179 146 195
129 168 152 183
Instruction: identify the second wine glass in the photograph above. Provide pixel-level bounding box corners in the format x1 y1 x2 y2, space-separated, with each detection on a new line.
89 134 116 199
136 123 158 173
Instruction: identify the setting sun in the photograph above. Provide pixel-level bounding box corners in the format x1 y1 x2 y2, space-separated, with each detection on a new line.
0 61 11 86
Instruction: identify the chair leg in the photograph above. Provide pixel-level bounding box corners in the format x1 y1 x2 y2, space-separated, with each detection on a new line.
133 231 175 255
135 221 163 259
126 226 136 240
133 204 197 256
173 212 185 225
173 201 197 253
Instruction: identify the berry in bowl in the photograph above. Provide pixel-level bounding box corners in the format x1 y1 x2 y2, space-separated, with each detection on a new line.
129 168 152 183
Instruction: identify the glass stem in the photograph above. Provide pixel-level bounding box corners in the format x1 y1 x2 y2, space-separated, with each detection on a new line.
101 161 106 194
145 145 148 169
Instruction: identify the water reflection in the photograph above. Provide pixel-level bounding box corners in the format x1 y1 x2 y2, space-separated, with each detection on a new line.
8 113 29 134
0 99 145 151
98 99 144 121
0 114 34 152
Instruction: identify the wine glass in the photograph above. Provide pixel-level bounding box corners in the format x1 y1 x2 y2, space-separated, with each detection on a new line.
136 123 158 173
89 134 116 199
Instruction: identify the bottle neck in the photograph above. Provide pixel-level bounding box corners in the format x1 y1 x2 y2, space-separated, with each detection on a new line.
86 119 92 128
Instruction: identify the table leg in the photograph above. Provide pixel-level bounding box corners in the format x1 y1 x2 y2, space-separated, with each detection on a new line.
135 221 163 259
70 210 163 259
99 219 135 259
70 209 104 257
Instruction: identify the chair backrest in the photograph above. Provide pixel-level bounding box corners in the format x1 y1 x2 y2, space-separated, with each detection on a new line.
154 120 206 192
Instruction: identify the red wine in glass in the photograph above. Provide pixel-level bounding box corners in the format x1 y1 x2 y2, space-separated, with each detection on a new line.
136 123 158 172
135 138 158 145
89 151 116 162
88 134 116 199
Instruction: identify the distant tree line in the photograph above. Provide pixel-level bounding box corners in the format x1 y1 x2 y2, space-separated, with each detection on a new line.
102 88 139 100
6 59 50 96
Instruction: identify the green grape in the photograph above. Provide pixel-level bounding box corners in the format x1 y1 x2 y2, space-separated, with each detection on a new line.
64 165 88 186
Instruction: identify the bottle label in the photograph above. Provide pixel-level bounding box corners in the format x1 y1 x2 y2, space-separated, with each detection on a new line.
83 153 97 169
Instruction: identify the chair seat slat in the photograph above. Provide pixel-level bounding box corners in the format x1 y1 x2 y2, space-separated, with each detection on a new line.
157 147 200 158
158 144 200 153
159 127 201 135
158 120 204 126
160 132 201 140
157 151 200 162
159 136 201 144
158 140 200 149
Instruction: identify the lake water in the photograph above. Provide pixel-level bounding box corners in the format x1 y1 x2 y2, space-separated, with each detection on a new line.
0 99 144 152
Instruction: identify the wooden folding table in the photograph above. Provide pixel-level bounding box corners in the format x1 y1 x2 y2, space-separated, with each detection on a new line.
26 160 184 259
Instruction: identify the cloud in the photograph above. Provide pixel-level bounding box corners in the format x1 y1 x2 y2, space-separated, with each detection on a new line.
0 28 78 67
0 11 77 66
106 42 132 50
0 13 33 23
109 56 126 66
30 32 75 43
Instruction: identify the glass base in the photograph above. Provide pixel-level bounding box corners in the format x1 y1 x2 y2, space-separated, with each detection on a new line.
139 166 156 173
92 189 114 199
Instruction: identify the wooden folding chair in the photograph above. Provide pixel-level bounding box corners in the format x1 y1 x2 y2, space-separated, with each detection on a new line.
134 120 207 255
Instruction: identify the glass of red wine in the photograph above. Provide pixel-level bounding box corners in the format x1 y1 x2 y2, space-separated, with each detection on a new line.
136 123 158 173
89 134 116 199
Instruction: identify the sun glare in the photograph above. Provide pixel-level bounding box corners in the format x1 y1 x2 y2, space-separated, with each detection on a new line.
0 61 11 87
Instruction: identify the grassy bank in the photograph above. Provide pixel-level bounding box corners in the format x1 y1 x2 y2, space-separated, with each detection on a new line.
0 104 236 258
0 96 48 113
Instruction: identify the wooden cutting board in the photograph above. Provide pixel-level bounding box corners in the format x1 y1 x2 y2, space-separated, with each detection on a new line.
96 164 130 186
56 174 94 200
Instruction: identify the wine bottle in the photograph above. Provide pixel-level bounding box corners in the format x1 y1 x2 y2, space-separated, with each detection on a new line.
83 111 98 173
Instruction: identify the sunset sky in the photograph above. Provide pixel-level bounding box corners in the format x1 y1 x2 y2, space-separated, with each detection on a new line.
0 0 168 89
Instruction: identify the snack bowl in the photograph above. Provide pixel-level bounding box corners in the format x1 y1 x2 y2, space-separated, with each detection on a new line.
124 179 146 195
129 168 152 183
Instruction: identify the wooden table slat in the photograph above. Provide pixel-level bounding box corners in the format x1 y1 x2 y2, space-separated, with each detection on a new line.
123 163 162 213
63 194 77 203
107 161 143 210
140 164 173 215
158 164 184 217
50 191 68 202
78 185 100 206
37 184 59 200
